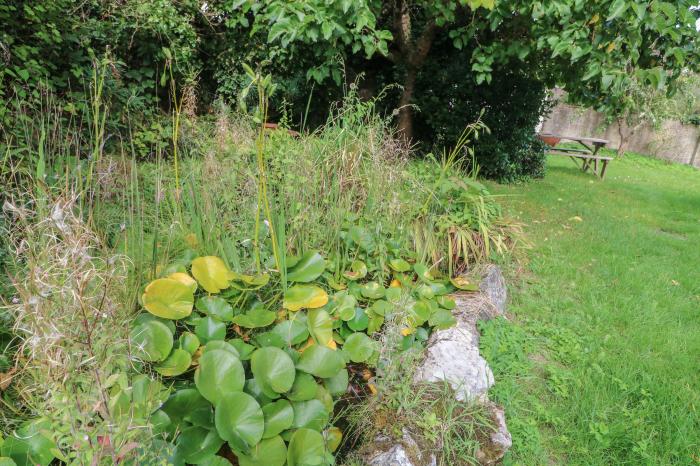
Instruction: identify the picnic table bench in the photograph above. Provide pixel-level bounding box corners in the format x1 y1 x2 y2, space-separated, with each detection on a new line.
537 133 612 179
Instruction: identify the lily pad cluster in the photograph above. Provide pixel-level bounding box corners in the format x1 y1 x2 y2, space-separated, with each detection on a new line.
129 249 464 465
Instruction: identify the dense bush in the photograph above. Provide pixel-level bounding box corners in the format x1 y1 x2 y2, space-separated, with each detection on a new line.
412 47 552 181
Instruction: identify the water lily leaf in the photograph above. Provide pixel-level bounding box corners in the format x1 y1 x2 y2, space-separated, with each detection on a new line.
361 281 385 299
179 332 200 355
346 307 369 332
229 272 270 290
261 400 294 439
233 307 276 329
367 315 385 334
197 457 232 466
168 272 198 293
408 300 431 327
430 283 449 296
155 349 192 376
161 389 213 429
450 276 479 291
287 372 318 401
195 316 227 343
342 333 375 363
245 378 274 406
287 428 325 466
342 260 367 281
0 429 56 466
324 427 343 453
196 296 234 321
436 296 456 310
142 278 194 320
191 256 232 293
415 327 430 341
237 435 287 466
429 308 457 329
369 300 391 317
203 340 240 358
307 309 334 348
292 399 329 431
254 332 286 349
323 368 349 397
251 347 296 394
348 226 375 252
195 349 245 404
130 320 173 362
215 392 264 453
414 263 434 282
229 339 256 360
388 258 411 272
176 426 224 464
324 274 347 290
287 251 325 283
333 292 356 321
416 283 435 300
283 285 329 311
272 318 309 346
296 345 345 378
385 287 402 303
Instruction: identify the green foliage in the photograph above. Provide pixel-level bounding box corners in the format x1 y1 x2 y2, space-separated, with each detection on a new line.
130 247 464 463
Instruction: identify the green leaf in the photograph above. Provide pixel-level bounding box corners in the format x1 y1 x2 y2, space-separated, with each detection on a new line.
369 300 391 317
233 307 277 329
283 285 329 311
361 281 385 299
450 276 479 291
307 309 334 348
388 258 411 272
607 0 628 20
272 317 309 346
130 320 173 362
347 307 369 332
429 308 457 329
155 349 192 377
196 316 227 343
196 296 234 321
287 428 326 466
179 332 200 354
195 349 245 404
236 435 287 466
215 392 264 453
414 264 434 282
261 400 294 439
342 333 375 363
342 260 367 281
142 278 194 320
292 399 329 431
176 426 224 463
204 340 240 357
296 345 345 378
229 339 256 360
0 431 55 466
287 372 318 401
161 389 213 429
333 292 357 320
323 368 349 397
251 347 296 394
191 256 232 293
287 251 325 282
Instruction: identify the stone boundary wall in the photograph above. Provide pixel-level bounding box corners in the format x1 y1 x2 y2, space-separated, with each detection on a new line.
541 101 700 168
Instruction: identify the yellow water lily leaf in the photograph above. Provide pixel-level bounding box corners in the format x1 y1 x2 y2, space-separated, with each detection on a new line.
283 285 329 311
450 275 479 291
400 327 415 336
142 278 194 320
168 272 198 293
191 256 231 293
390 279 401 288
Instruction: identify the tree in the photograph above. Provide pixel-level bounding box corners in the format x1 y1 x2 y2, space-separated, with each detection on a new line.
226 0 700 142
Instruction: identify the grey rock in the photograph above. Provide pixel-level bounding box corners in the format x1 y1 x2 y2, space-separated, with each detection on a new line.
413 317 494 401
365 430 436 466
479 265 507 316
476 403 513 465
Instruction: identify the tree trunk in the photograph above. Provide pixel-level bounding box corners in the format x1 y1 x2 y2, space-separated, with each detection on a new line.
397 68 417 141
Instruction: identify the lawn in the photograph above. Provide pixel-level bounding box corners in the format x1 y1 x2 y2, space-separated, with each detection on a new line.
481 153 700 465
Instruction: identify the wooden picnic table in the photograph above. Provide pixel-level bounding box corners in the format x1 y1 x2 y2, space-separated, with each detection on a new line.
538 133 612 179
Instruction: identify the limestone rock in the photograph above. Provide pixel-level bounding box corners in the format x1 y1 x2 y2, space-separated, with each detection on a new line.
413 318 494 402
365 430 436 466
476 403 513 465
479 265 507 316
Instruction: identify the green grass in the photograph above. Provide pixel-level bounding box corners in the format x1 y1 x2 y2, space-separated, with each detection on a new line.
481 152 700 465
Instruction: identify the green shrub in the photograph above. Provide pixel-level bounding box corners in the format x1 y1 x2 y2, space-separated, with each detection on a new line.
413 46 552 181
